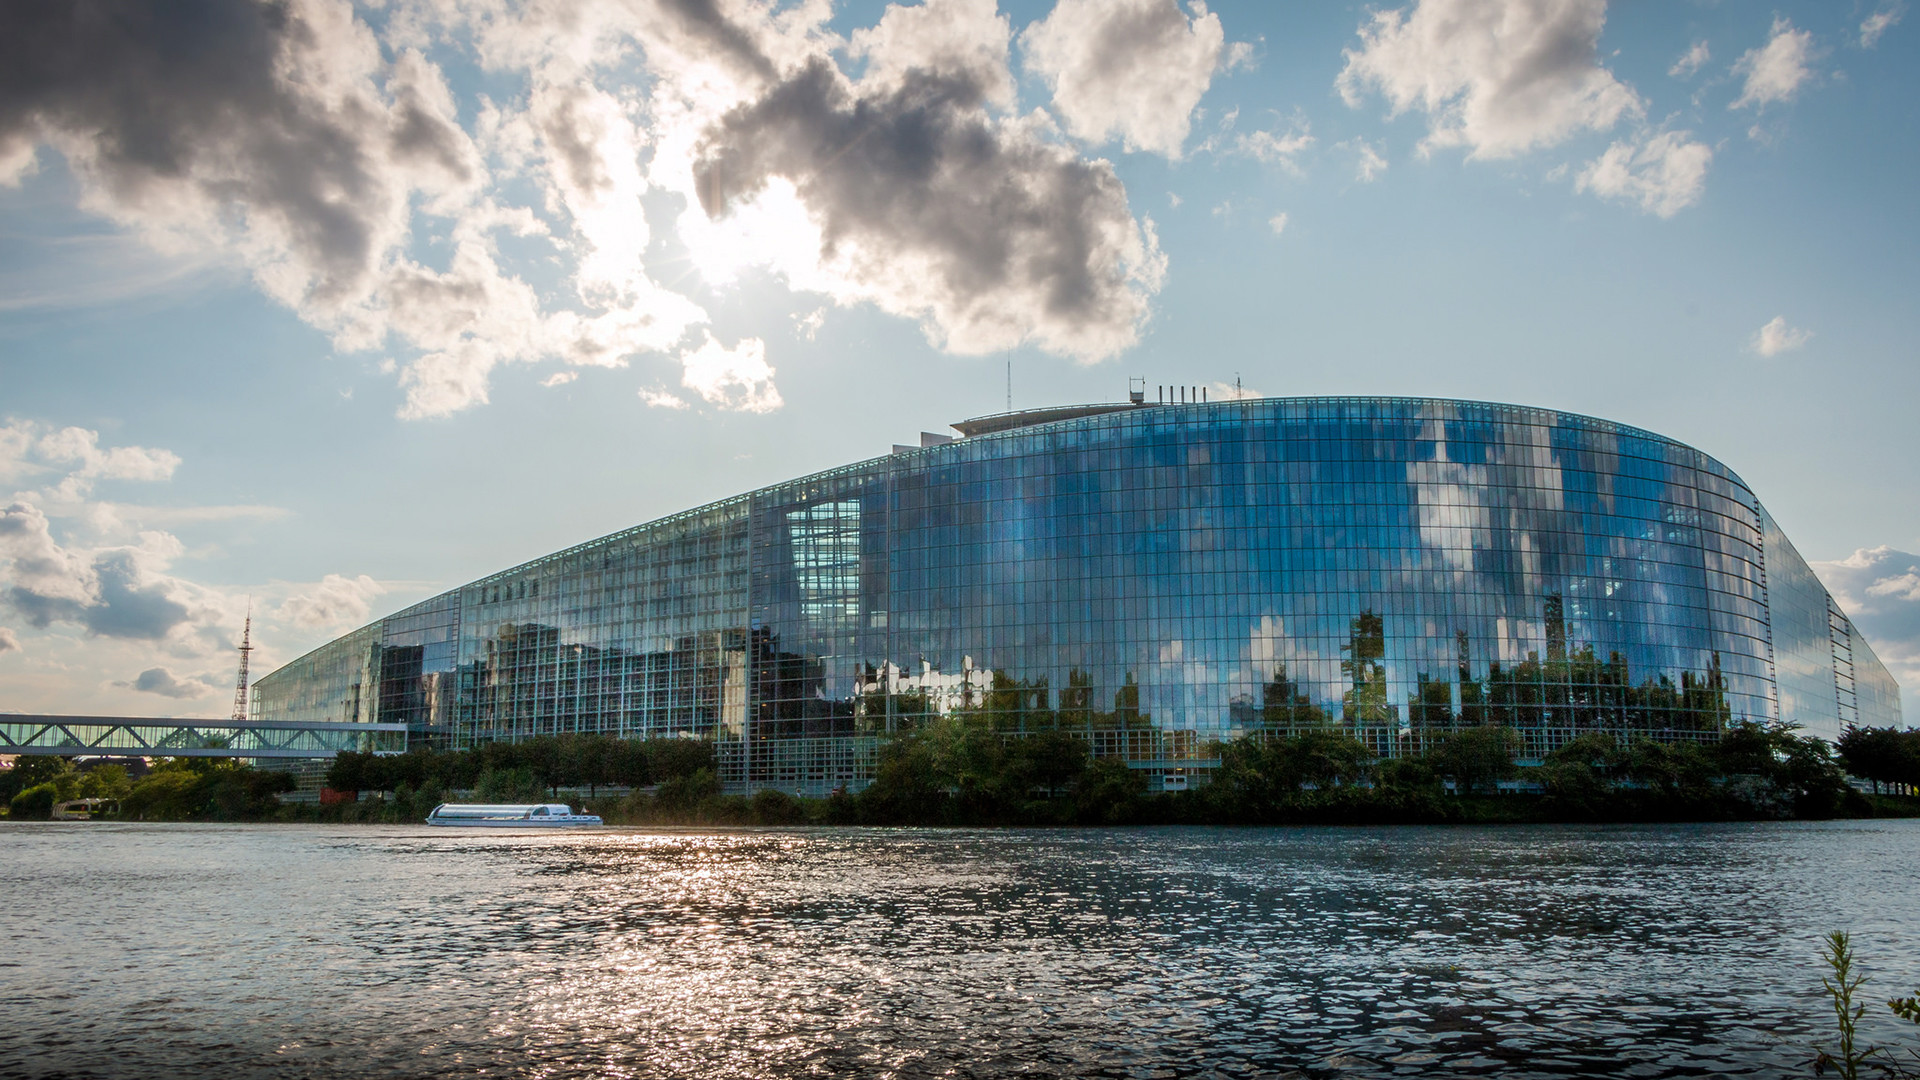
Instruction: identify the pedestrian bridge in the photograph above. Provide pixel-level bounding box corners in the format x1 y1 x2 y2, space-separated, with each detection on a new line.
0 715 408 759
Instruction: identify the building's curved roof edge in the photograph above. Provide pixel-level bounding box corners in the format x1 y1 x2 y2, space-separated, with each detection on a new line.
951 394 1708 458
257 394 1752 684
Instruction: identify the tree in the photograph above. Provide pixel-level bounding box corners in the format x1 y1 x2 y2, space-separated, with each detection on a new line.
518 737 561 796
78 764 133 801
1074 758 1145 824
1431 726 1520 795
1285 730 1373 789
1016 730 1088 797
0 756 75 803
654 768 720 815
858 735 946 824
1836 726 1920 794
1539 732 1619 806
1621 737 1713 801
1205 730 1374 819
648 738 716 783
325 751 371 793
577 736 615 798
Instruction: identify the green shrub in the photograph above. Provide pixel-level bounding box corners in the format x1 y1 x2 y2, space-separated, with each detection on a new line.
1 757 74 804
1431 726 1520 795
749 787 807 825
8 782 58 819
1074 758 1146 824
655 768 720 814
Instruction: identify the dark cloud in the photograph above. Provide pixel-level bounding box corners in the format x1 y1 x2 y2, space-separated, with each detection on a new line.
691 57 1158 359
127 666 210 699
0 0 466 309
5 585 84 629
655 0 777 81
2 550 190 640
80 551 191 640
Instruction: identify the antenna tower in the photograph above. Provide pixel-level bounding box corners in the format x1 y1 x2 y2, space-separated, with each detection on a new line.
231 603 253 722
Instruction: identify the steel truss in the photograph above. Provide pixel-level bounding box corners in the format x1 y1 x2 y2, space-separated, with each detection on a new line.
0 715 408 759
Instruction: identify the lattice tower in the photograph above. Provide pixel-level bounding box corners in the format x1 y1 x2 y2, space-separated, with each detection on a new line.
231 608 253 722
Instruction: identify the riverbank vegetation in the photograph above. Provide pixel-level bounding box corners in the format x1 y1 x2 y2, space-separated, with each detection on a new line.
1 754 292 821
7 722 1918 826
307 720 1919 828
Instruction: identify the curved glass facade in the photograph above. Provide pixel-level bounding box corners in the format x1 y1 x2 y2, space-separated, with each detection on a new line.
255 397 1901 789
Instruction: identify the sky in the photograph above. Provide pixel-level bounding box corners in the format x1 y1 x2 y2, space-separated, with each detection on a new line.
2 0 1919 719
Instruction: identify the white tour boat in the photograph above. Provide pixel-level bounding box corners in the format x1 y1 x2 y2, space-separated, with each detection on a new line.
425 803 603 828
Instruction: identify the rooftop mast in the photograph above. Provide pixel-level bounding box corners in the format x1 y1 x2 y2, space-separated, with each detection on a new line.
231 602 253 722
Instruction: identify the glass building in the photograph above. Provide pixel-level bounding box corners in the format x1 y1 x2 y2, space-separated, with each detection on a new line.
254 397 1902 790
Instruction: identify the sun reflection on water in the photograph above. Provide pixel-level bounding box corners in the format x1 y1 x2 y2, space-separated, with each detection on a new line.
4 822 1920 1078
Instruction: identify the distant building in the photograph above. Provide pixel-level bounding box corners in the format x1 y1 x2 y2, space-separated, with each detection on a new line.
254 397 1901 790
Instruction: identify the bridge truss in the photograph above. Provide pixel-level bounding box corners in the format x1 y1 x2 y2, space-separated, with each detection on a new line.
0 715 409 759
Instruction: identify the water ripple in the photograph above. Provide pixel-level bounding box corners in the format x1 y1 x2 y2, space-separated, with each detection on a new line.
2 821 1917 1078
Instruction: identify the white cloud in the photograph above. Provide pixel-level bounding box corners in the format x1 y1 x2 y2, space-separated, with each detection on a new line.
1267 212 1289 236
1751 315 1813 356
1236 125 1315 173
1861 8 1904 48
541 371 578 388
795 307 827 341
120 666 214 700
1337 0 1642 160
1575 130 1713 218
275 574 387 631
852 0 1014 107
678 333 782 414
2 420 181 509
1340 138 1388 182
1732 18 1815 110
0 626 20 654
1813 546 1920 692
639 388 690 410
1869 573 1920 603
1670 41 1711 79
1213 380 1262 401
1022 0 1229 159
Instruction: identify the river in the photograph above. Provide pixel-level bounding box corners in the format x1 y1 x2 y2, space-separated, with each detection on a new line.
3 821 1917 1078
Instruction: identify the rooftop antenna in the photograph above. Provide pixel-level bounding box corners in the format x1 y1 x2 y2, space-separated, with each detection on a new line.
1006 350 1012 414
231 599 253 722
